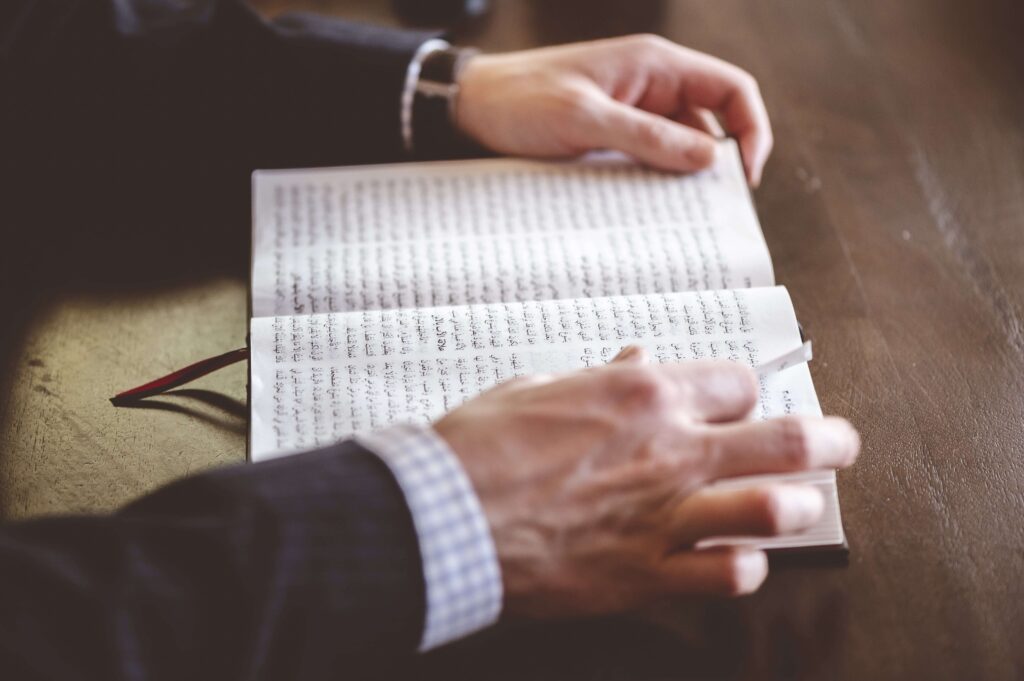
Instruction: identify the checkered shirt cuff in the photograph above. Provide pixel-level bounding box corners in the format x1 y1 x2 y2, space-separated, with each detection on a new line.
358 424 503 651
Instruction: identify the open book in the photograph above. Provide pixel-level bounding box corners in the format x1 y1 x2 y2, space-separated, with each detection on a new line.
249 140 847 553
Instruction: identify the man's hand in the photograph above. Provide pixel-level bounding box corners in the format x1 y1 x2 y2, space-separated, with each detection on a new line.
434 348 859 617
455 34 773 185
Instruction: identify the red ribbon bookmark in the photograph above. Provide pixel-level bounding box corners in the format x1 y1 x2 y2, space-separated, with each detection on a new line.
110 347 249 405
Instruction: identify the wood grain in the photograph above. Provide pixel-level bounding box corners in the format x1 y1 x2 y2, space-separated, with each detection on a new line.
2 0 1022 677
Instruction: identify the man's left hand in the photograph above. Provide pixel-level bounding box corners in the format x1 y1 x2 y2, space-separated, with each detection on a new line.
455 34 773 186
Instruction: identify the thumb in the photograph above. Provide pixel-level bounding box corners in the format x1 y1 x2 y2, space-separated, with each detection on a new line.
585 97 718 172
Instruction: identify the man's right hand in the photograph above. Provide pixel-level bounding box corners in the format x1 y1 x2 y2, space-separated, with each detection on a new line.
434 347 859 618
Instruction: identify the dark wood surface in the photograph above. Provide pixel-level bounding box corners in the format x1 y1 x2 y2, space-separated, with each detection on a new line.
2 0 1023 678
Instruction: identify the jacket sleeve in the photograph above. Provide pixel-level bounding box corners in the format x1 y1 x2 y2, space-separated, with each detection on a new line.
0 441 427 681
0 0 437 235
1 0 435 168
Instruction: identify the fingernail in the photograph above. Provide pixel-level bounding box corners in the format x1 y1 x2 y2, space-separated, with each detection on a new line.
734 550 768 594
845 421 861 464
806 418 858 468
780 486 825 527
825 417 860 466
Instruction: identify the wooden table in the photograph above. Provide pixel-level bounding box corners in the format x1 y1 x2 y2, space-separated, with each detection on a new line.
2 0 1022 678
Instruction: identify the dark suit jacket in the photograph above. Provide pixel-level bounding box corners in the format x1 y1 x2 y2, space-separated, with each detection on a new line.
0 443 429 679
0 2 448 678
1 0 438 280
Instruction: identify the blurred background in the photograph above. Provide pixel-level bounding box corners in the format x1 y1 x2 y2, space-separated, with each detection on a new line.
251 0 674 46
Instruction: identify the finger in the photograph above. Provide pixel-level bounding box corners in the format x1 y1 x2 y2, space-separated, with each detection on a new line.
674 106 725 139
611 345 649 364
601 359 758 423
660 360 759 423
586 96 718 173
661 48 773 185
658 546 768 596
702 415 860 480
668 484 824 548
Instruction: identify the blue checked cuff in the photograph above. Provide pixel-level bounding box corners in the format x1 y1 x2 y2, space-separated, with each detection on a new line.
357 424 503 651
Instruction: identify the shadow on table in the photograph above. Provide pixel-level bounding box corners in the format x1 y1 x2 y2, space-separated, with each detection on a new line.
0 168 249 374
0 171 250 483
110 389 248 436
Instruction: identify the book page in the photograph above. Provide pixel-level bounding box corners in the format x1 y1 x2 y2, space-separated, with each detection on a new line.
251 140 774 317
250 285 842 550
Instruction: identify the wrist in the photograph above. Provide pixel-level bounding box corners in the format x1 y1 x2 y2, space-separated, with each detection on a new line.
359 424 503 649
451 53 496 148
433 411 555 615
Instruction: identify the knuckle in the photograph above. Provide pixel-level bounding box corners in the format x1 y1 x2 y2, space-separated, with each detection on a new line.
731 365 760 410
633 370 669 410
629 33 669 51
637 118 675 151
555 84 593 117
614 367 670 413
777 417 813 469
734 68 760 94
